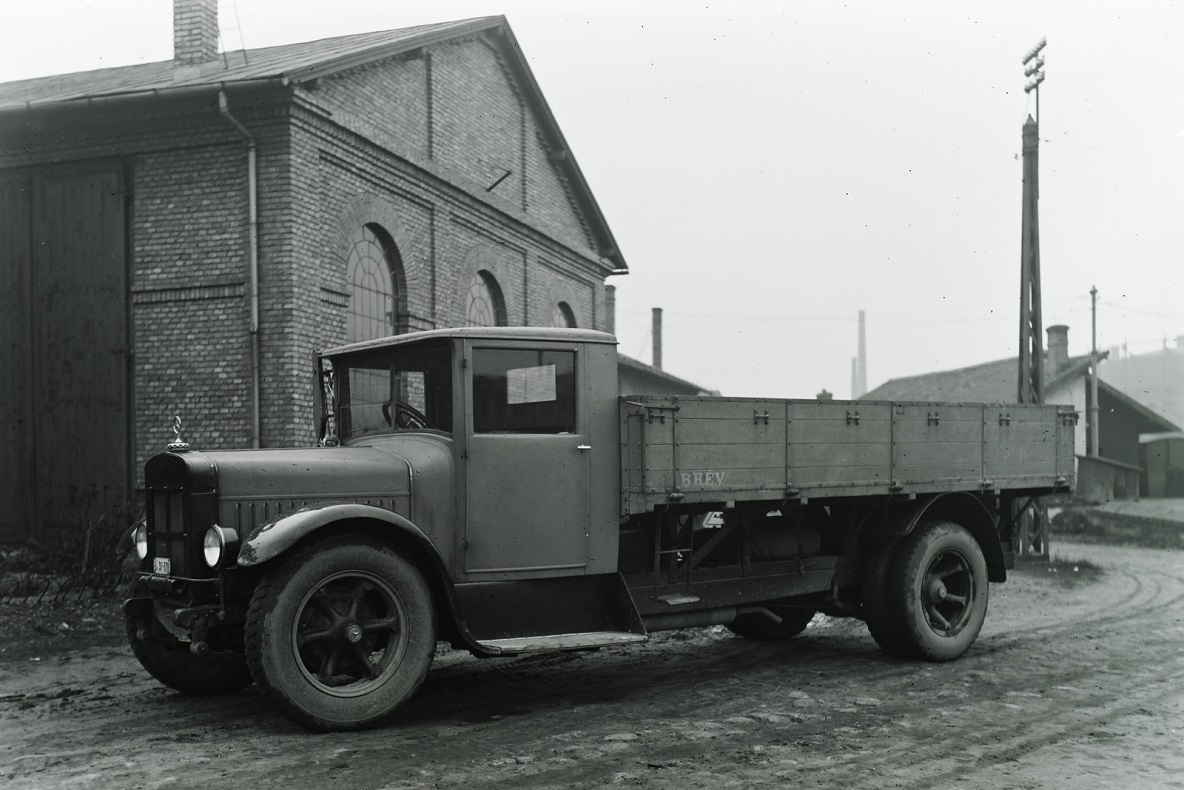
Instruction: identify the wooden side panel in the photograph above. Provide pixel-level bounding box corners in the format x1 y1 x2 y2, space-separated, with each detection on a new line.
789 402 891 489
983 404 1060 486
618 395 1069 513
1056 408 1078 486
638 398 789 501
32 167 129 528
0 175 34 541
891 404 983 485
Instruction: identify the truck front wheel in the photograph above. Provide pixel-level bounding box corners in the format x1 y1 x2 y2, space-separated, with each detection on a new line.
885 520 989 661
125 617 253 694
245 537 436 731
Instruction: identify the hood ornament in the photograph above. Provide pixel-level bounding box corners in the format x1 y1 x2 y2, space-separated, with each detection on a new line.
167 415 191 452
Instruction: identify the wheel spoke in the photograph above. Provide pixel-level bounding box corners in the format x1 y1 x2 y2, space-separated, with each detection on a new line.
352 643 380 679
297 628 336 648
360 617 400 634
347 579 369 620
928 607 951 631
320 648 340 681
944 593 968 606
933 556 965 580
311 590 343 621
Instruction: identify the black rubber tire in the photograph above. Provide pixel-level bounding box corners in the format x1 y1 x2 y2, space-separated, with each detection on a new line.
726 607 815 640
884 520 989 661
125 616 253 695
245 536 436 732
861 536 912 657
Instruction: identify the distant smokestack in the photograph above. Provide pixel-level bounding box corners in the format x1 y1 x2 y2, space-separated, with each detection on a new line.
1047 325 1069 372
174 0 219 69
857 307 866 395
605 284 616 336
652 307 663 369
851 358 858 399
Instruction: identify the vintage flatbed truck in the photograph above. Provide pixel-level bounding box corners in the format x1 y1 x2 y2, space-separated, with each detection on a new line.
126 326 1076 731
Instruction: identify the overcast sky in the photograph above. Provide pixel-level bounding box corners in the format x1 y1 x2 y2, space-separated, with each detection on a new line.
2 0 1180 398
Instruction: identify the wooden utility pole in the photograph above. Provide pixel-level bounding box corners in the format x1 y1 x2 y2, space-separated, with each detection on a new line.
1017 39 1049 558
1017 115 1044 408
1090 286 1100 455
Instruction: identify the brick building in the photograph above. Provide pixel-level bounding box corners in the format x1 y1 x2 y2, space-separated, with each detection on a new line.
0 5 629 541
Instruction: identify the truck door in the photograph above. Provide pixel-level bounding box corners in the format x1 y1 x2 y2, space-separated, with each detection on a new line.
462 341 590 575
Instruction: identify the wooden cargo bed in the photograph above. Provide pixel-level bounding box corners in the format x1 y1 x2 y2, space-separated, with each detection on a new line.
619 395 1076 514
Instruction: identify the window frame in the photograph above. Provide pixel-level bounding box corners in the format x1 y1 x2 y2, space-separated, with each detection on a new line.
464 341 584 438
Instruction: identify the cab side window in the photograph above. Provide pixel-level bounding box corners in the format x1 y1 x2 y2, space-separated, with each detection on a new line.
472 349 576 434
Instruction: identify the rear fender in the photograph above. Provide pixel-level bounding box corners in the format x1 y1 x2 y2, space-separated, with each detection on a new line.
863 493 1006 582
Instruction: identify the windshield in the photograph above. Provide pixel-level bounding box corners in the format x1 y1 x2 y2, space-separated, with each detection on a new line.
338 341 453 441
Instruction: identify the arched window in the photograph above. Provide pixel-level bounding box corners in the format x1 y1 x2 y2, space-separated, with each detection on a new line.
552 301 577 328
465 270 507 327
346 225 403 343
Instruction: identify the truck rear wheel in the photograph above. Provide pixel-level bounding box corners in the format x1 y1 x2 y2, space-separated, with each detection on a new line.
245 537 436 731
125 616 253 695
861 536 912 657
726 606 815 640
885 520 989 661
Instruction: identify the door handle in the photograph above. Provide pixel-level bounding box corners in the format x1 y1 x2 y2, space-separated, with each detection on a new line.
577 444 592 451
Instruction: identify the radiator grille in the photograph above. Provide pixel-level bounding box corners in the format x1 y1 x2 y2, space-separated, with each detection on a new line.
147 486 216 579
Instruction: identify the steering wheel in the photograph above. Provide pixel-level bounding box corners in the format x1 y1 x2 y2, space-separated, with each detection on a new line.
381 400 431 430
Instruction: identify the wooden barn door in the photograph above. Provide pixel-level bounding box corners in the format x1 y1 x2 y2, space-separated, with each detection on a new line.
0 176 35 542
0 166 130 539
32 167 130 531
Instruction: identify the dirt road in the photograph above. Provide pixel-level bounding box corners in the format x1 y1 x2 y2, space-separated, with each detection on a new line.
3 542 1183 789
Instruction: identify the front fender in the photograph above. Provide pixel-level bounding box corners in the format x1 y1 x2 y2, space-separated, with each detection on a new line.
235 502 497 656
237 503 438 568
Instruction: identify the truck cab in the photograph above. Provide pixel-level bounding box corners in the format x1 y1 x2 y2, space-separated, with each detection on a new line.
127 328 639 732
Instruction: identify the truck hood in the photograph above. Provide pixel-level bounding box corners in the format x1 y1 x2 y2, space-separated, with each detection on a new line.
208 445 410 500
193 433 455 540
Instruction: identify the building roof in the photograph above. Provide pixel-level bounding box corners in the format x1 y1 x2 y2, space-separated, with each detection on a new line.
1099 379 1181 434
862 352 1101 404
617 354 717 396
863 350 1180 434
0 16 627 272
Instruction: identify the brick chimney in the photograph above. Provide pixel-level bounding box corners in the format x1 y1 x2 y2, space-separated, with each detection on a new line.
651 308 664 369
174 0 219 69
605 284 616 336
1047 325 1069 372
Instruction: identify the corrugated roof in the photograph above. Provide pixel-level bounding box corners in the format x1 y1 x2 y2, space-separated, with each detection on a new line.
0 18 494 110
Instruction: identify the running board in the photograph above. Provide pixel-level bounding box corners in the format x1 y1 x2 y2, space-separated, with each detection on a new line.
475 631 648 656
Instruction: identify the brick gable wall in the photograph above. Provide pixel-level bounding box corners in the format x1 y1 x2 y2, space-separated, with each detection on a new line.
0 35 615 502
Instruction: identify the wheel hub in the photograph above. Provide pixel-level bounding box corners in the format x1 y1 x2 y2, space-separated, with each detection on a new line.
344 623 363 644
927 579 948 603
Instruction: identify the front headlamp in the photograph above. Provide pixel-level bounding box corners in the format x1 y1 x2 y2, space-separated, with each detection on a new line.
202 525 240 568
134 523 148 561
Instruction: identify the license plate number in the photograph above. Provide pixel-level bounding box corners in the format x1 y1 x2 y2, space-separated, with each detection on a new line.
153 558 171 576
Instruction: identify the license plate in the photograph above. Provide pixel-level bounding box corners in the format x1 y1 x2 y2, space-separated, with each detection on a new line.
153 558 171 576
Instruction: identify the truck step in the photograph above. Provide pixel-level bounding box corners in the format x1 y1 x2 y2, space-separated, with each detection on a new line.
474 631 648 655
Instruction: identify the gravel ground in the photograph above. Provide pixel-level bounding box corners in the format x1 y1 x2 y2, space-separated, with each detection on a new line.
1 542 1182 789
